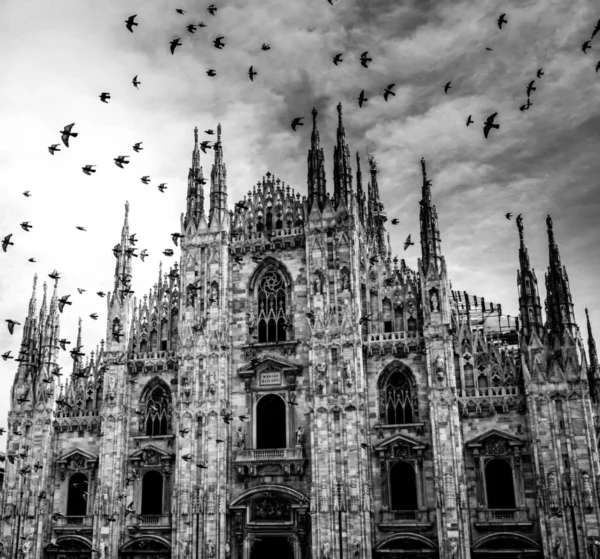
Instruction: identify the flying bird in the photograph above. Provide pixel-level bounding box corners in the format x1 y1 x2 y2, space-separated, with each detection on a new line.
23 191 31 197
526 80 536 97
582 40 592 54
163 249 174 257
485 47 493 51
140 249 148 262
2 235 14 252
99 92 110 103
404 235 414 251
76 226 86 231
97 292 105 298
114 155 130 168
483 112 500 139
187 25 197 33
77 288 86 294
125 15 138 33
1 352 12 361
28 258 36 263
48 144 60 155
171 233 184 246
207 69 217 77
170 38 182 55
519 98 532 111
60 123 78 147
536 68 544 78
466 115 473 126
383 84 395 101
213 37 225 49
497 13 507 29
158 183 167 193
141 176 150 184
20 222 32 232
58 295 72 313
333 53 343 65
176 8 186 14
133 142 143 152
198 22 207 27
82 165 96 175
132 75 140 88
360 51 372 68
208 5 217 15
391 218 399 225
49 270 60 280
90 313 98 320
592 18 600 40
357 90 368 108
261 43 271 51
291 117 304 131
444 81 452 94
248 66 257 81
596 61 600 72
6 320 21 335
505 213 513 220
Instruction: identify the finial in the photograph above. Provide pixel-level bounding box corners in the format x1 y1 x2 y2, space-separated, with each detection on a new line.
420 157 427 178
217 123 222 141
312 107 317 123
546 214 553 230
194 126 198 143
586 308 591 324
516 213 524 240
337 102 342 118
125 201 129 218
368 154 377 173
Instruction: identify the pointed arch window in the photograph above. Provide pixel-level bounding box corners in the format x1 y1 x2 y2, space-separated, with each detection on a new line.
257 271 287 343
150 330 157 352
383 371 415 425
160 320 168 351
145 386 170 436
170 312 178 349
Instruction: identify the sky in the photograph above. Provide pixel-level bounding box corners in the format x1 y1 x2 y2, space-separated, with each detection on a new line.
0 0 599 440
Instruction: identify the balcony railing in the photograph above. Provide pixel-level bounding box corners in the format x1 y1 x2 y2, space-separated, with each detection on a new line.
237 447 303 461
475 508 532 528
362 331 420 343
136 514 171 526
379 510 432 527
55 515 93 528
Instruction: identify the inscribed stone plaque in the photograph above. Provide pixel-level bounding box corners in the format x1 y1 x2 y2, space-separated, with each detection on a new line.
260 372 281 386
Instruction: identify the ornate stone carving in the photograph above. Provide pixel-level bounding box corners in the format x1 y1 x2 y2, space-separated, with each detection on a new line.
207 539 215 558
296 426 305 446
435 355 445 380
320 480 329 512
251 496 291 520
547 471 560 512
582 470 593 509
447 538 458 559
322 542 331 559
554 536 565 559
237 425 246 449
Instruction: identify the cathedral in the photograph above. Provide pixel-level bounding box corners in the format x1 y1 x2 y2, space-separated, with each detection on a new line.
2 103 600 559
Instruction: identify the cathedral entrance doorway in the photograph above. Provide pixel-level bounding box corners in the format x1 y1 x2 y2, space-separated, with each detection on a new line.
250 536 294 559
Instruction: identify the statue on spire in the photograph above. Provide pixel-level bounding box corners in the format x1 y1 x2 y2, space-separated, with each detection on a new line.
546 214 553 230
312 107 317 124
421 157 427 178
516 213 524 240
217 123 222 142
194 126 198 144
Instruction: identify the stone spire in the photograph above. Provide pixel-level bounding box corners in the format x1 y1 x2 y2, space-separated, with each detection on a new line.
586 308 600 399
419 157 442 275
516 215 544 342
355 152 365 224
307 107 327 211
113 202 133 296
209 124 228 226
185 126 205 229
544 215 576 338
333 103 352 208
368 155 387 255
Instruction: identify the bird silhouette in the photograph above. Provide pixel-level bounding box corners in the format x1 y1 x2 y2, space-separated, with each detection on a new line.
28 258 36 263
171 233 184 246
360 51 372 68
291 117 304 131
158 183 167 193
596 61 600 72
176 8 186 14
141 176 150 184
200 141 212 153
2 352 13 361
497 13 507 29
58 295 72 313
77 288 86 294
213 37 225 49
6 320 21 335
208 5 217 15
133 142 143 152
485 47 493 51
383 84 396 101
333 53 343 65
48 144 60 155
483 112 499 139
526 80 536 97
23 191 31 197
466 115 473 126
59 339 71 351
583 41 592 54
261 43 271 51
248 66 257 81
357 90 368 108
391 218 399 225
76 226 86 231
60 123 78 147
2 235 14 252
132 75 141 88
205 129 215 135
170 38 182 54
404 235 414 251
90 313 98 320
125 15 138 33
592 18 600 40
163 248 174 256
114 155 130 168
99 92 110 103
207 69 217 77
444 81 452 94
82 165 96 175
536 68 544 78
519 98 532 111
20 222 32 232
505 212 513 220
187 24 197 33
49 270 60 280
97 291 106 298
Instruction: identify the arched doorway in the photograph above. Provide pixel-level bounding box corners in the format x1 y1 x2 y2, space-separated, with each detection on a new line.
472 534 542 557
485 459 516 509
120 537 171 558
141 470 164 515
44 537 92 558
256 394 286 449
251 536 294 559
389 461 418 511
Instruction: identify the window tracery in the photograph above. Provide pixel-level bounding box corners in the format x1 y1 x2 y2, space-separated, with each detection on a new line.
145 386 170 436
381 371 416 424
257 271 287 343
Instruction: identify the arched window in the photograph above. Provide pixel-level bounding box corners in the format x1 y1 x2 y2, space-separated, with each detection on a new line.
384 371 414 424
150 330 157 352
390 462 418 510
67 473 88 516
382 299 393 333
485 459 516 509
256 394 286 449
275 218 283 230
257 271 287 343
266 212 273 231
256 220 264 233
160 320 168 351
145 385 170 436
140 336 148 353
170 312 178 348
141 471 163 515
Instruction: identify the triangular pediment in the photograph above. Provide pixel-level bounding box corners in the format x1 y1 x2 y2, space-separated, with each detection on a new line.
465 428 525 448
373 432 426 453
56 448 99 468
129 443 174 461
237 354 303 375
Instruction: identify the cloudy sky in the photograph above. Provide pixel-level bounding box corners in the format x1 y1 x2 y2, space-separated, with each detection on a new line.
0 0 599 435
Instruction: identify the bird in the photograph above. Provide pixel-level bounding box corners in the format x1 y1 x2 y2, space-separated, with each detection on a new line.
82 165 96 175
213 37 225 49
58 295 72 313
205 129 215 135
383 84 396 101
404 235 414 250
596 61 600 72
208 5 217 15
125 502 135 517
391 218 399 225
132 75 141 88
207 69 217 77
114 155 130 168
90 313 98 320
125 15 138 33
179 428 190 437
158 183 167 193
141 176 150 184
20 222 32 232
248 66 257 81
483 112 499 139
163 249 174 257
196 462 208 469
200 141 212 153
175 8 186 14
48 144 61 155
526 80 536 97
60 123 78 147
171 233 184 246
49 270 60 280
536 68 544 78
99 92 110 103
359 51 372 68
28 258 36 263
261 43 271 51
357 90 368 108
592 18 600 40
170 38 182 55
76 226 86 231
140 249 148 262
187 24 197 33
582 40 592 54
97 291 106 297
505 213 513 220
6 319 21 335
358 313 373 325
23 191 31 197
2 235 14 252
291 117 304 131
333 53 343 65
133 142 143 152
497 13 507 29
1 352 12 361
485 47 493 51
58 339 71 351
77 288 86 294
444 81 452 94
519 98 533 111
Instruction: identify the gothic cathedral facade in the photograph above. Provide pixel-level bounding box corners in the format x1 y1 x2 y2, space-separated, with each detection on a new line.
2 105 600 559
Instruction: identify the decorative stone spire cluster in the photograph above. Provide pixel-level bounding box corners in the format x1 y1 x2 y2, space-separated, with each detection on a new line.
113 202 133 297
355 152 366 224
208 124 228 226
307 108 327 211
333 103 352 209
419 157 442 274
184 126 205 229
367 155 387 255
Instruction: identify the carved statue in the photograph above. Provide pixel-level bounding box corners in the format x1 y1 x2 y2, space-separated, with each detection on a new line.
207 540 215 558
314 274 322 295
320 480 329 512
435 355 445 379
448 539 458 559
341 271 349 291
225 542 231 559
296 426 305 446
548 472 560 511
246 311 257 333
589 537 600 559
555 536 565 559
582 471 593 509
107 375 116 400
445 473 456 509
237 425 246 449
102 487 110 516
211 285 219 304
322 542 331 559
430 290 439 312
352 540 360 559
